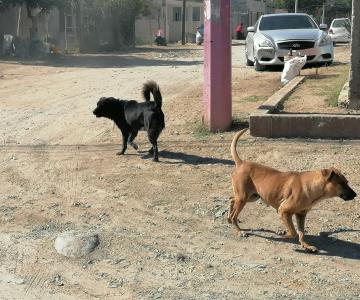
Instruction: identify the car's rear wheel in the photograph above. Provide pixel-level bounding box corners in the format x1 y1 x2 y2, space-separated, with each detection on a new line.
254 58 266 71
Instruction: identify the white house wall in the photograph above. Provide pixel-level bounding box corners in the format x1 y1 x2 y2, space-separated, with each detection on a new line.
135 0 203 44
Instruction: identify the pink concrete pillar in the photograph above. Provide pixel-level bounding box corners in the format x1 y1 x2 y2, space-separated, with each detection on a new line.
203 0 232 132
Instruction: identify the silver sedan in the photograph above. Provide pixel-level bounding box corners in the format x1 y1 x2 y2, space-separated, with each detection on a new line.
245 13 334 71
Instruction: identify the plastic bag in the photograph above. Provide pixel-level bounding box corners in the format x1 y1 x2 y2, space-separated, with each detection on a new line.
281 55 307 85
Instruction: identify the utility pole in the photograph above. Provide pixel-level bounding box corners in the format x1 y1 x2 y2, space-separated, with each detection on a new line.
203 0 232 131
321 2 325 24
181 0 186 45
295 0 298 13
161 0 166 41
348 0 360 108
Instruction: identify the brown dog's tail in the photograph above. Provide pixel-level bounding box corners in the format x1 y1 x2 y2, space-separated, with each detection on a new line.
231 129 248 166
142 81 162 109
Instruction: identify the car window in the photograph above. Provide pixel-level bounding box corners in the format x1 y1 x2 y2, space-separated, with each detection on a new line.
259 15 317 31
332 20 346 27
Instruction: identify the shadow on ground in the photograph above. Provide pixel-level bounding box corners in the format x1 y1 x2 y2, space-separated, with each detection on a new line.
140 150 234 166
1 54 203 69
248 229 360 260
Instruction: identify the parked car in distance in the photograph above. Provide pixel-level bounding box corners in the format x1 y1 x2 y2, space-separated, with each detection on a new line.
328 18 351 45
245 13 333 71
196 24 204 45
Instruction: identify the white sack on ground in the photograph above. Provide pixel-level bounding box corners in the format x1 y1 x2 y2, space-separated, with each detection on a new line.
281 55 307 85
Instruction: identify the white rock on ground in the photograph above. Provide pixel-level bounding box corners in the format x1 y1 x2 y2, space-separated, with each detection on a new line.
54 231 100 258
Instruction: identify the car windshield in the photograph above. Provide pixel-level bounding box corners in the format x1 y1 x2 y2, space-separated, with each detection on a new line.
259 15 317 31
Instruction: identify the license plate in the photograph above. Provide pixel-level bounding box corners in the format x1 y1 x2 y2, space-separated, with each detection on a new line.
299 48 317 56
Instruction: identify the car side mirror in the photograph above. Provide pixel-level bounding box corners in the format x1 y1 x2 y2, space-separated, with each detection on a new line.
320 24 328 30
247 26 255 33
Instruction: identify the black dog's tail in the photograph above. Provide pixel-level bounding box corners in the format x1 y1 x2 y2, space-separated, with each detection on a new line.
142 81 162 108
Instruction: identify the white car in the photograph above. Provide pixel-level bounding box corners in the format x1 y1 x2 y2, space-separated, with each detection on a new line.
245 13 334 71
328 18 351 44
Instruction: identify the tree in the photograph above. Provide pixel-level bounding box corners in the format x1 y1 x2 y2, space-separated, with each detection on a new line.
0 0 72 40
348 0 360 108
107 0 151 48
273 0 352 23
81 0 151 50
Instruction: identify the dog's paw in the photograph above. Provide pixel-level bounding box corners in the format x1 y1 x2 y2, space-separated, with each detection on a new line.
129 143 138 150
283 233 297 239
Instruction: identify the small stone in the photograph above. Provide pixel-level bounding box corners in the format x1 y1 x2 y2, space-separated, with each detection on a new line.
51 274 64 286
239 232 249 238
108 278 123 288
215 208 228 219
55 230 99 258
257 264 267 270
15 279 25 285
176 254 188 262
206 264 214 269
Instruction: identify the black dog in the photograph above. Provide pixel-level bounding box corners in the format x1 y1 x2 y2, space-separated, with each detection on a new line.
93 81 165 162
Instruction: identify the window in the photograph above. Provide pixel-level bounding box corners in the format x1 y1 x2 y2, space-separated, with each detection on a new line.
66 15 74 33
259 15 317 31
173 7 182 22
193 7 200 22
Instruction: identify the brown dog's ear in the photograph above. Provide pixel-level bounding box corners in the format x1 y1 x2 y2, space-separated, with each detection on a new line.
322 169 336 181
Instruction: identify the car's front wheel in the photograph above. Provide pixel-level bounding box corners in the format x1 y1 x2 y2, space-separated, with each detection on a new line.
254 58 266 71
245 52 254 66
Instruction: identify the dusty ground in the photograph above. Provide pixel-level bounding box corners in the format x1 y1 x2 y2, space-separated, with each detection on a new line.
0 44 359 300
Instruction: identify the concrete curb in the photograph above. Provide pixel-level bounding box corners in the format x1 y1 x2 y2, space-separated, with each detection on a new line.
250 76 360 139
257 76 305 114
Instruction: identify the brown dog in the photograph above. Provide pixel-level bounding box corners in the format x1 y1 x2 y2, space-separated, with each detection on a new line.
228 129 357 252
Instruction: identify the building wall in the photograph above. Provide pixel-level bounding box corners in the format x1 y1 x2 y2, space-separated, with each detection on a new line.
167 1 203 43
231 0 267 37
135 0 162 44
135 0 204 44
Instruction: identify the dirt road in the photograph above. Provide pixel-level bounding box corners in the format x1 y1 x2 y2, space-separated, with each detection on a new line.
0 45 359 299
